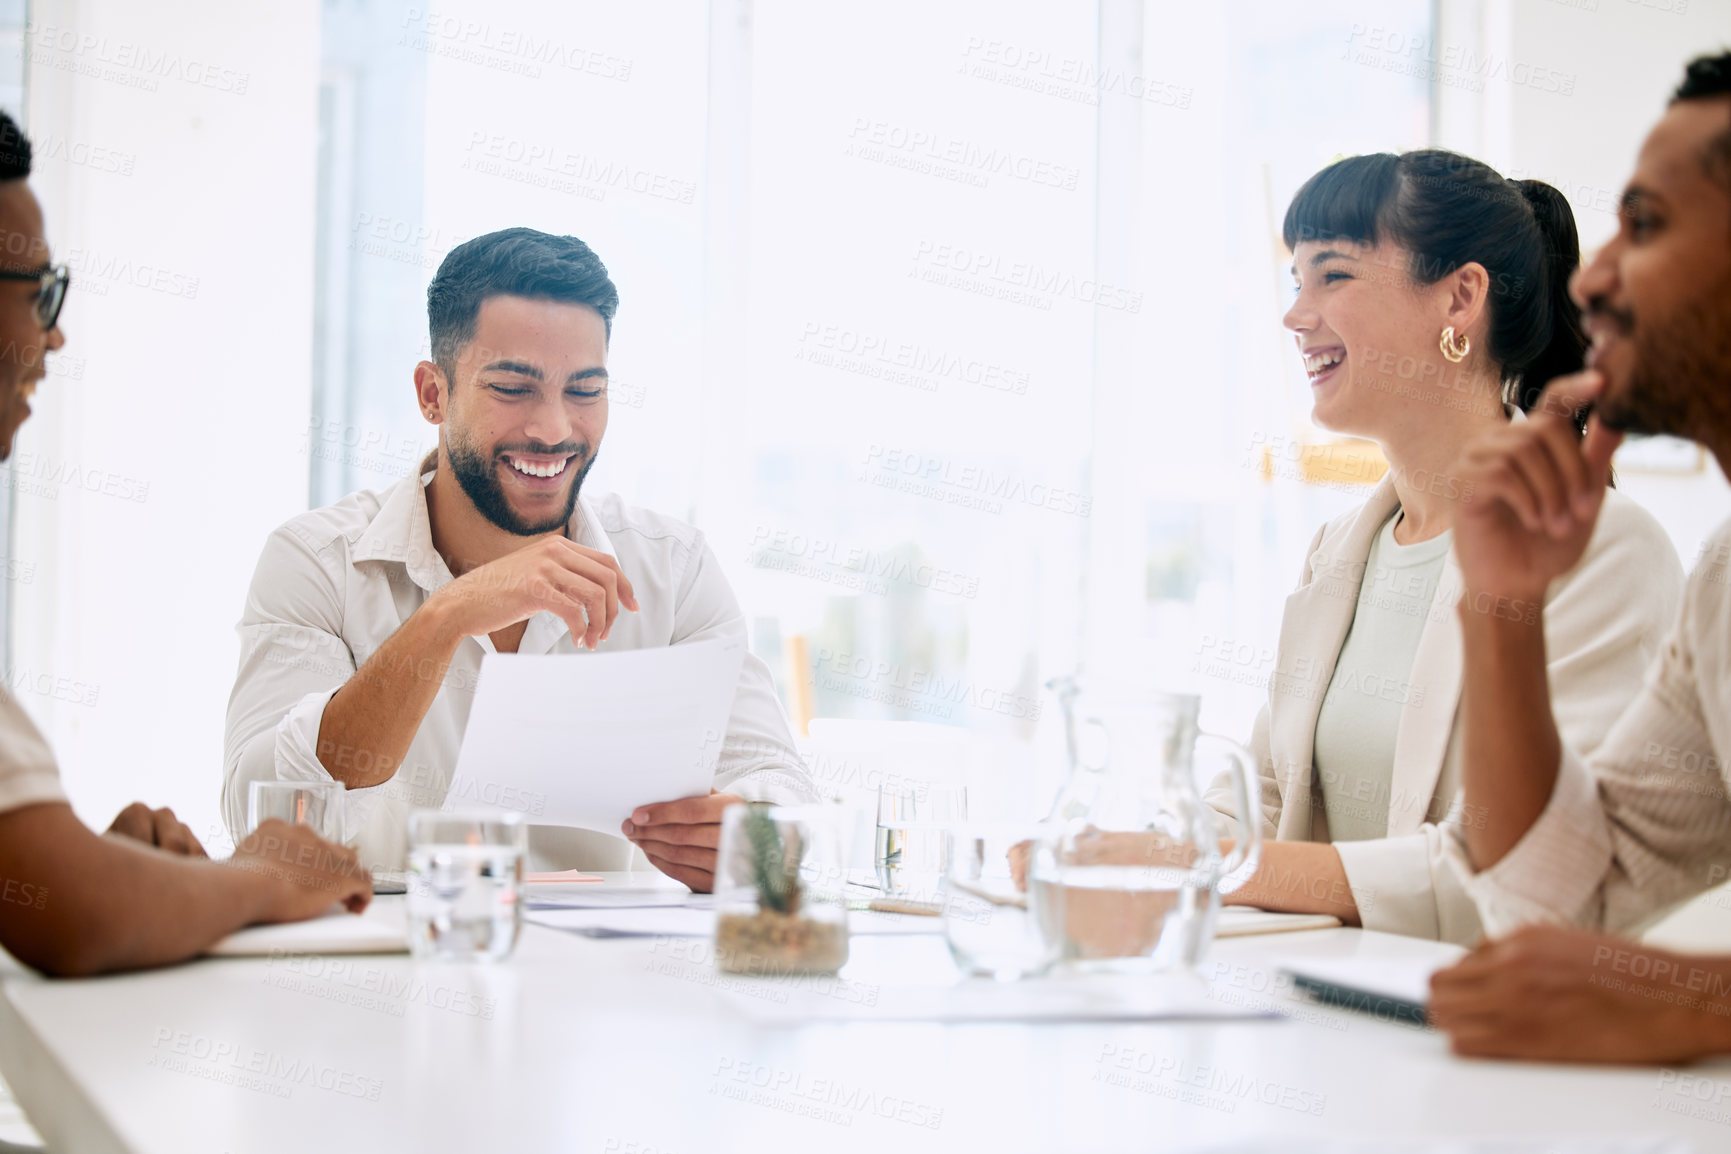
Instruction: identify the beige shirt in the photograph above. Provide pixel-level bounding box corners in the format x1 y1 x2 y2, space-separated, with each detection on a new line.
1449 519 1731 937
222 471 816 873
0 689 67 815
1207 475 1682 943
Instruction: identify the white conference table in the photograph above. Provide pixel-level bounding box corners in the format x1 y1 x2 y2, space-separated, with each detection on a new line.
0 873 1725 1154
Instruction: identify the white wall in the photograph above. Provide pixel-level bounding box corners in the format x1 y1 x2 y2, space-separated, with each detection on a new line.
14 0 320 845
1436 0 1731 565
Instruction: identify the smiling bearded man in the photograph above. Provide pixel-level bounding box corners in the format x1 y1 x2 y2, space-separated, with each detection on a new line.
222 228 814 887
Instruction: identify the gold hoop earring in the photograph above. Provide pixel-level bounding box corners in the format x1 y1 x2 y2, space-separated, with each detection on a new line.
1439 326 1470 364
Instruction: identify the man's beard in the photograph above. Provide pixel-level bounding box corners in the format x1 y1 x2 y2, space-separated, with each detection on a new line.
1593 269 1731 443
444 431 595 536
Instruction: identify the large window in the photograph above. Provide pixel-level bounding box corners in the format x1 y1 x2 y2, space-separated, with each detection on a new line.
308 0 1436 809
4 0 1723 870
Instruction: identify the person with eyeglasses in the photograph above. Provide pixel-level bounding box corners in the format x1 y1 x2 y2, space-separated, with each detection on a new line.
0 110 373 976
0 262 66 332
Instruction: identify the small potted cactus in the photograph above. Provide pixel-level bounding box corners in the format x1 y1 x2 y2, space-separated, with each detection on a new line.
713 802 849 976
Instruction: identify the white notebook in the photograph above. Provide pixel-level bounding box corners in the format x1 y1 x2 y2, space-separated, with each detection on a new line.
204 904 408 957
1214 907 1342 937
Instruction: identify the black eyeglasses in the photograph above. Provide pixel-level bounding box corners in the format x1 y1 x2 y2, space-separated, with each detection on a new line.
0 263 69 330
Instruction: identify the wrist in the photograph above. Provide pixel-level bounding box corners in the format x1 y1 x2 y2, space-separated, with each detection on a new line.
221 853 293 925
415 590 472 648
1457 586 1547 633
1684 975 1731 1058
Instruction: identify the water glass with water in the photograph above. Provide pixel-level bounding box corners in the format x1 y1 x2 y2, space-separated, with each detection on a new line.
248 780 344 844
874 781 967 900
406 810 526 962
942 821 1062 981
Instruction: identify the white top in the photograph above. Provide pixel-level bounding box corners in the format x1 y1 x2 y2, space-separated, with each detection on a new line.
1205 473 1682 943
1313 514 1452 843
221 472 816 873
1450 516 1731 936
1 890 1723 1151
0 689 66 815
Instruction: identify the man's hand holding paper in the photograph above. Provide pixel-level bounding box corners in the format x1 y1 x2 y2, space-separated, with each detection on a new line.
622 789 743 892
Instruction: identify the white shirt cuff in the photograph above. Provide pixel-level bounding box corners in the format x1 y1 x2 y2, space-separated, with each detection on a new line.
1333 834 1430 938
272 685 389 845
1443 744 1612 937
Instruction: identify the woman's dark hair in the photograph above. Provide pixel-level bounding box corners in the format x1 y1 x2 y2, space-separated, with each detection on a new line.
1282 150 1585 419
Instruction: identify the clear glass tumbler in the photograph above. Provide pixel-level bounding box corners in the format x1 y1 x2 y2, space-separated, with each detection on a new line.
874 781 967 900
248 780 344 844
406 810 526 962
942 821 1062 981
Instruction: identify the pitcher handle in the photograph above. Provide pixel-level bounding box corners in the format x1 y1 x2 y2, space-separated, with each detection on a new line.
1197 732 1262 894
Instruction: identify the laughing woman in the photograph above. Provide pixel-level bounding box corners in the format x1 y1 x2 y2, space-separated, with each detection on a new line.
1204 150 1683 944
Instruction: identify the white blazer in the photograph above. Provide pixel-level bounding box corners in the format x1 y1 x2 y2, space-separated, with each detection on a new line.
1208 473 1683 943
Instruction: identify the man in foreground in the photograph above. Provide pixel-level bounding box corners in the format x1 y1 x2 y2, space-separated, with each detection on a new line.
1429 52 1731 1061
223 228 814 888
0 113 369 976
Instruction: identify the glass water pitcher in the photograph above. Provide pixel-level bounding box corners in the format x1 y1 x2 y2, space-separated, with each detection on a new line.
1030 679 1263 972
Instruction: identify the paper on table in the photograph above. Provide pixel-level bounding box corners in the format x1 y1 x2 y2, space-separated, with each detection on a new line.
525 888 708 911
848 908 945 935
453 636 746 836
727 972 1279 1023
205 904 408 957
525 870 604 884
527 904 939 935
1214 908 1341 937
529 906 714 938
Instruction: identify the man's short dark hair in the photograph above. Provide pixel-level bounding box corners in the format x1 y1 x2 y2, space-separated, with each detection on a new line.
1672 51 1731 190
426 227 618 372
0 111 32 181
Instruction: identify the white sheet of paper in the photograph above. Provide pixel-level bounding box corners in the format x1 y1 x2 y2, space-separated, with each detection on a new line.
846 909 945 935
528 906 715 938
525 887 708 911
527 904 940 937
1214 908 1341 937
726 972 1278 1023
454 636 746 836
204 904 408 957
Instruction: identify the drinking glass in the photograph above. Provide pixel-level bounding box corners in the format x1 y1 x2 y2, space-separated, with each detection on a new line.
406 810 526 962
942 821 1062 981
248 780 344 844
874 781 967 900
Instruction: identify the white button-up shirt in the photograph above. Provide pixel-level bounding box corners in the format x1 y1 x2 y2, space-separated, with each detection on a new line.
222 471 815 873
